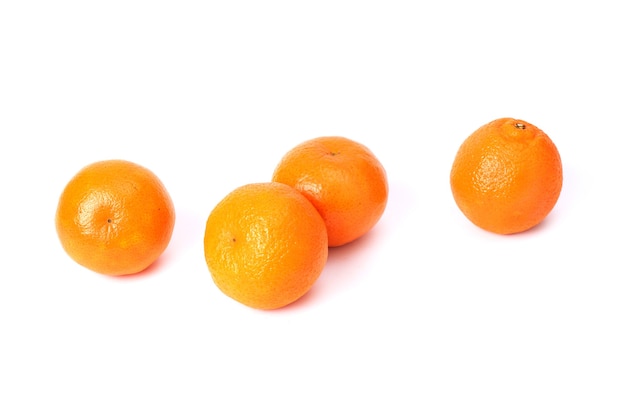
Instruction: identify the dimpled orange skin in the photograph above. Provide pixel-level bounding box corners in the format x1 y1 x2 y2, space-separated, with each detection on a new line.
55 160 176 276
204 182 328 310
272 136 388 247
450 118 563 235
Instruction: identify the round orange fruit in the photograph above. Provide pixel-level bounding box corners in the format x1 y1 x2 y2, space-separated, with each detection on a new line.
272 136 388 247
55 159 176 276
450 117 563 235
203 182 328 310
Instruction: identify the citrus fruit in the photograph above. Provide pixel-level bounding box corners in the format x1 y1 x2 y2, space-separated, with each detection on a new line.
271 136 388 247
450 117 563 235
204 182 328 310
55 159 176 276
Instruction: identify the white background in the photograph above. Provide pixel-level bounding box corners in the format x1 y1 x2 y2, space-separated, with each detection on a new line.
1 1 625 416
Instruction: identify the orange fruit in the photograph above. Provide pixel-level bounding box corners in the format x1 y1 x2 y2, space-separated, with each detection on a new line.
272 136 388 247
204 182 328 310
55 159 176 276
450 117 563 235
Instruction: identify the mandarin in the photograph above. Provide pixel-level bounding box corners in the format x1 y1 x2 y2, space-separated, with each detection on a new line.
204 182 328 310
272 136 388 247
450 118 562 235
55 159 175 276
